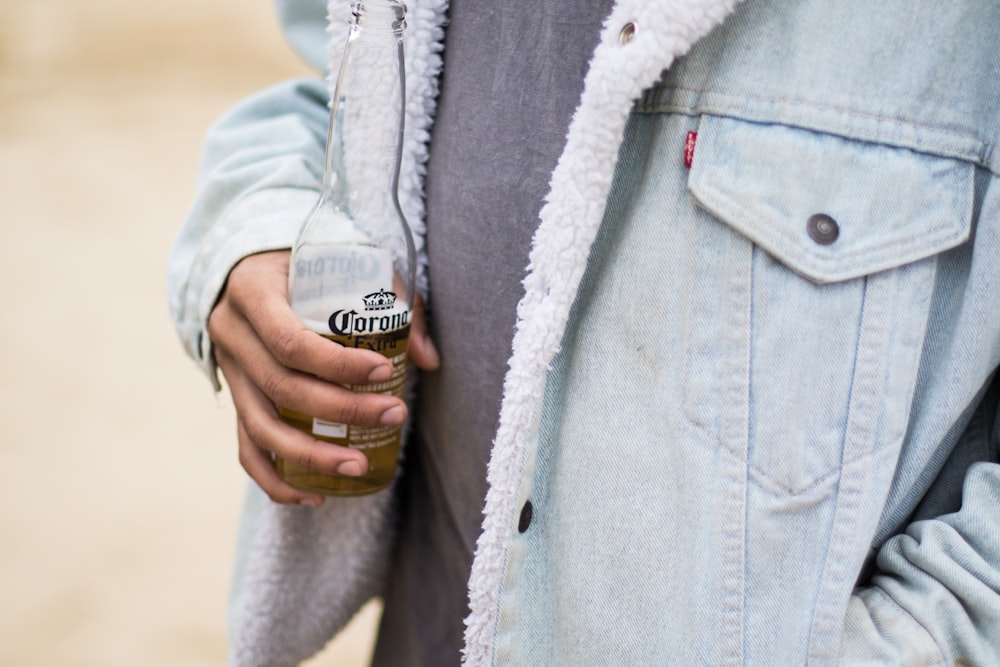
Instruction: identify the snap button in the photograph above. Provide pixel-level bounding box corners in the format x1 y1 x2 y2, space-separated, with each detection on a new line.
518 500 533 533
807 213 839 245
618 22 637 45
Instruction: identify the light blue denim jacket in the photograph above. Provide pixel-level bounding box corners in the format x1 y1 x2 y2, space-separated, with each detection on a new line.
168 0 1000 665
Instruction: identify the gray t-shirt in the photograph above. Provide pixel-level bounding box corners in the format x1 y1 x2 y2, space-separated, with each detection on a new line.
372 3 614 665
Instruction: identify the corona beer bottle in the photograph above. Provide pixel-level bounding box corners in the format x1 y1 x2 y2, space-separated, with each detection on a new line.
277 0 414 496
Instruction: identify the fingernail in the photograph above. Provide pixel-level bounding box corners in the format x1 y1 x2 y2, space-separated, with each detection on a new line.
336 460 364 477
299 496 323 507
379 405 405 425
368 365 392 383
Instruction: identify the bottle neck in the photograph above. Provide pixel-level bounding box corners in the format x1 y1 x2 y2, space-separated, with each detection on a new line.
350 0 406 34
323 0 407 220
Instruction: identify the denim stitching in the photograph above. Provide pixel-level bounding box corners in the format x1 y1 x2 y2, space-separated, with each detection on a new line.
690 160 971 279
638 85 997 166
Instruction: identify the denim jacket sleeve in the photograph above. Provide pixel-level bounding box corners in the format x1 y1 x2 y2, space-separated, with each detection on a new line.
841 387 1000 664
166 77 330 386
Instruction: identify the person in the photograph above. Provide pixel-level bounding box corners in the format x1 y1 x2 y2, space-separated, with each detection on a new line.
168 0 1000 664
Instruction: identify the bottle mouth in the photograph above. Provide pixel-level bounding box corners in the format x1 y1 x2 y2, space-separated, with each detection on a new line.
350 0 407 33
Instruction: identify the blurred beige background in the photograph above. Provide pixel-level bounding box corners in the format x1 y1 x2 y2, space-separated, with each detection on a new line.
0 0 379 664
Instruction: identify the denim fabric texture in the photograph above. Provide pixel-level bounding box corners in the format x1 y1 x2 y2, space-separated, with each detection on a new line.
493 1 1000 664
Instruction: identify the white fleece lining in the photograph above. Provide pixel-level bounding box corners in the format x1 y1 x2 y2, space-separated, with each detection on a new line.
462 1 742 664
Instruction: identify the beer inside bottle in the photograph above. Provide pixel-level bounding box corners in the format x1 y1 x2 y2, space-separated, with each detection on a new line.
279 240 413 495
277 323 409 496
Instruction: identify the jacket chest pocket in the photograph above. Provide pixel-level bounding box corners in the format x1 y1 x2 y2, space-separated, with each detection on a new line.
683 115 974 496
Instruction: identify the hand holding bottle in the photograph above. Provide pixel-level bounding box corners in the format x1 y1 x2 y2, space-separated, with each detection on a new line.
208 250 439 506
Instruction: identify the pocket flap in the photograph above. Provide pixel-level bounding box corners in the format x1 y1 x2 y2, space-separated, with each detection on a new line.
688 115 974 283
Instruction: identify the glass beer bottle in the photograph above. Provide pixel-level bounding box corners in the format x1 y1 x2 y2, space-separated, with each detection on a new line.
277 0 415 496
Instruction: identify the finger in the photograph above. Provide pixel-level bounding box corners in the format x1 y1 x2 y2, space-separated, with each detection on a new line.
227 252 394 385
218 345 372 481
218 307 407 428
236 416 325 507
218 346 330 505
408 293 441 371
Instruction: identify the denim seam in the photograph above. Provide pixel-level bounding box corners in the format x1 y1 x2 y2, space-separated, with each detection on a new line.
680 289 904 499
637 85 997 166
680 301 889 497
746 460 842 498
739 438 895 498
805 273 871 659
717 226 751 666
682 374 881 495
810 261 903 659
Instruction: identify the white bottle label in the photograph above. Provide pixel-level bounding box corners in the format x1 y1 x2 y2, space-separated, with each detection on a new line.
312 419 348 438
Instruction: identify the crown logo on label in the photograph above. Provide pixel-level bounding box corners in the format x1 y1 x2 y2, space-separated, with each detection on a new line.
362 289 397 311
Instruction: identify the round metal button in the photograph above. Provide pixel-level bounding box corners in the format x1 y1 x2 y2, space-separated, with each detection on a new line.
518 500 533 533
807 213 839 245
619 22 637 45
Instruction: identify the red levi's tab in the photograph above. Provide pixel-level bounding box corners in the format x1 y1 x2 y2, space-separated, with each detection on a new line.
684 131 697 168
